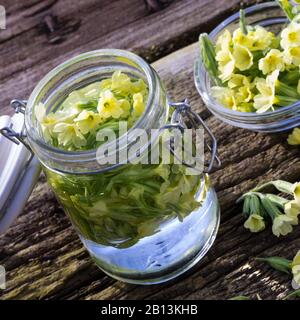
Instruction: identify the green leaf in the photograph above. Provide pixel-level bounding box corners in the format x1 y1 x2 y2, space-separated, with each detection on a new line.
284 289 300 300
229 295 250 300
256 256 292 274
199 33 221 85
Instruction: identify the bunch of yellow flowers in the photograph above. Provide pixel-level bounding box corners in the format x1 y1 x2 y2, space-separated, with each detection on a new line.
237 180 300 237
199 2 300 113
36 71 147 150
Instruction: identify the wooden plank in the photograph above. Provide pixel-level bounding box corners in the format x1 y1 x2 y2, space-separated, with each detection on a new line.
1 40 300 300
0 0 260 115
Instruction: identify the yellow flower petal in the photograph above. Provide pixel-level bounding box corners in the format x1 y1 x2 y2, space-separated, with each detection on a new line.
292 250 300 287
97 90 124 119
74 110 103 134
244 214 265 232
288 127 300 145
281 22 300 50
284 200 300 225
258 49 285 75
132 93 145 118
233 44 253 71
272 214 294 237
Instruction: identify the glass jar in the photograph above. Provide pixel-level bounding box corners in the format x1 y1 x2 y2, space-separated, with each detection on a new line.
194 1 300 133
5 50 220 284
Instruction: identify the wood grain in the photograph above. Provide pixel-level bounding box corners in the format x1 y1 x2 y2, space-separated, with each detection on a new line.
1 34 300 299
0 0 261 115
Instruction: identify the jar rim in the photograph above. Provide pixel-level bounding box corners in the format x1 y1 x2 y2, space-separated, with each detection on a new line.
25 49 158 158
194 1 300 122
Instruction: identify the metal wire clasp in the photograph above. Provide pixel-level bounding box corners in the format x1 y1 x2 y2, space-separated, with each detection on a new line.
161 98 220 173
0 100 34 161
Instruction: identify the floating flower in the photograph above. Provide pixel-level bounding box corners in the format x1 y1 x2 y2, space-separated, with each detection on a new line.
211 87 237 110
287 127 300 145
233 44 253 71
53 122 87 148
97 90 124 119
119 99 131 118
272 214 294 237
244 213 265 232
292 250 300 288
35 102 78 142
132 93 145 118
111 70 132 94
253 70 279 113
281 21 300 50
258 49 285 75
74 110 103 134
284 200 300 225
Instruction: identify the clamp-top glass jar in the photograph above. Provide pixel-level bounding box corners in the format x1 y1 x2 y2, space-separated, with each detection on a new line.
6 50 220 284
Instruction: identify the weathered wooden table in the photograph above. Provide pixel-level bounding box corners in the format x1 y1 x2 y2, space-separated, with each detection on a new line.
0 0 299 300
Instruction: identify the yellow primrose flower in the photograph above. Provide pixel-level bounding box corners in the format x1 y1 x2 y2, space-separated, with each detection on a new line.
211 87 237 110
232 28 253 49
291 250 300 288
228 74 251 89
253 70 279 113
293 182 300 205
235 86 253 104
284 200 300 225
216 48 235 82
258 49 285 75
132 93 145 118
244 214 265 232
53 122 87 148
233 26 274 51
97 90 124 119
283 46 300 66
287 127 300 145
74 110 103 134
35 102 78 142
216 29 232 52
99 78 112 91
233 44 253 71
111 70 132 94
272 214 294 237
119 99 131 118
281 22 300 50
131 79 147 94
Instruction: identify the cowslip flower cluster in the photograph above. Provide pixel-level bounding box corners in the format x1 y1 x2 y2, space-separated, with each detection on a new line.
36 71 148 150
199 3 300 113
237 180 300 237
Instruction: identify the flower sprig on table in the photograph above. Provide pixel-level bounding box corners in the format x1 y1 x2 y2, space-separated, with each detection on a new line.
199 0 300 113
229 250 300 300
236 180 300 236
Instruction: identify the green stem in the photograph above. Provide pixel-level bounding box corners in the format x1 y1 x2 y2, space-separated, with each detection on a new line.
276 81 300 99
276 95 299 107
239 9 248 35
276 0 295 21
